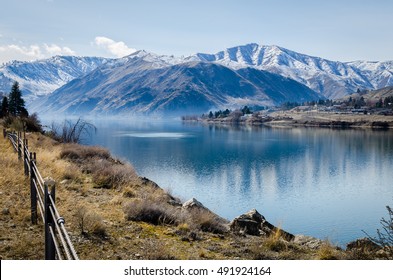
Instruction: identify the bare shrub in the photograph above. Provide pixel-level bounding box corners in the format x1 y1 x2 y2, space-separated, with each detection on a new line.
124 199 179 225
61 164 82 181
75 206 107 238
60 144 110 161
142 239 176 260
48 118 96 144
138 186 172 204
90 160 137 189
186 208 228 234
364 205 393 259
59 143 138 189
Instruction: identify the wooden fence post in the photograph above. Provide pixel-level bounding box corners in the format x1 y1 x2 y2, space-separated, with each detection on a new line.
17 132 22 160
30 152 37 225
23 139 29 176
44 178 56 260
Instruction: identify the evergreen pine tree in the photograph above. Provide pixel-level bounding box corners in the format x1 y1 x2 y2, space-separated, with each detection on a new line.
8 81 28 117
1 96 9 118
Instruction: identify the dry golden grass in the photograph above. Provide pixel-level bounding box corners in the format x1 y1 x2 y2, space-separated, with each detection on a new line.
122 186 136 198
316 241 344 260
262 228 288 252
0 131 44 259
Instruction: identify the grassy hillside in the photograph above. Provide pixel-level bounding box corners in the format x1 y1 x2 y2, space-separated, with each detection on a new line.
0 125 387 260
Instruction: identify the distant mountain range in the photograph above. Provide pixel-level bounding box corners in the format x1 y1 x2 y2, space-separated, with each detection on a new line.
187 44 393 99
34 52 320 115
1 43 392 115
0 56 112 101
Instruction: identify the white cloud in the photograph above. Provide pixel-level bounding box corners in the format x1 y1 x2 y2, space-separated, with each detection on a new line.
43 43 75 56
94 36 136 58
0 43 76 64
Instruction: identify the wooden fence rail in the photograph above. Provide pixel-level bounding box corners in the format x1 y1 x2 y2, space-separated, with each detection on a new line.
4 128 79 260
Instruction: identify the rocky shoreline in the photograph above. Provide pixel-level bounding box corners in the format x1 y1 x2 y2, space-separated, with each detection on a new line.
180 197 386 255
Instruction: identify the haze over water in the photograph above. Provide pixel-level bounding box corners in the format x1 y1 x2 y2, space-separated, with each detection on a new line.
86 119 393 246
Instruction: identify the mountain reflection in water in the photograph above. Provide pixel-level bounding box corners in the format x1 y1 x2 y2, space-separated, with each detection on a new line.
86 119 393 246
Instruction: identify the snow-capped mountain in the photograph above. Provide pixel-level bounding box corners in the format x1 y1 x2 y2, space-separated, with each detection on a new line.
34 51 320 115
0 56 113 101
3 43 392 115
187 43 393 99
346 60 393 91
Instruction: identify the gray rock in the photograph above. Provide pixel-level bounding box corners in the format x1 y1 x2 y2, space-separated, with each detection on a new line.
230 209 294 241
293 235 324 250
182 198 208 210
230 209 265 236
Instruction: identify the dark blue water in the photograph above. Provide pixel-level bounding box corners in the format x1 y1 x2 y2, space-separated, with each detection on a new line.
86 119 393 246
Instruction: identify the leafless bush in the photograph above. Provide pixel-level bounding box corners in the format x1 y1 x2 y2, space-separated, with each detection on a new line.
364 205 393 259
60 144 110 161
142 239 176 260
188 209 227 234
75 206 107 238
48 118 96 143
184 208 228 234
60 143 138 189
124 199 180 225
61 165 82 181
90 160 138 189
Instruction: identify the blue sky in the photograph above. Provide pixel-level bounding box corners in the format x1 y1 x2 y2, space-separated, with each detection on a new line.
0 0 392 63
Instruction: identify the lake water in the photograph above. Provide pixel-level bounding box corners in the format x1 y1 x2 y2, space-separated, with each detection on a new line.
85 119 393 246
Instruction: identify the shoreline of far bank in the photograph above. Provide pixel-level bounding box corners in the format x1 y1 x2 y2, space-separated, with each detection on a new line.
186 111 393 129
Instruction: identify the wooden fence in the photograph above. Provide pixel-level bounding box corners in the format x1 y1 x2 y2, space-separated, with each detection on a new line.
4 128 79 260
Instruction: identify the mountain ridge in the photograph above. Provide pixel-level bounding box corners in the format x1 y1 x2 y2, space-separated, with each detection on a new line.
187 43 393 99
2 43 392 115
0 55 113 101
33 55 320 116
